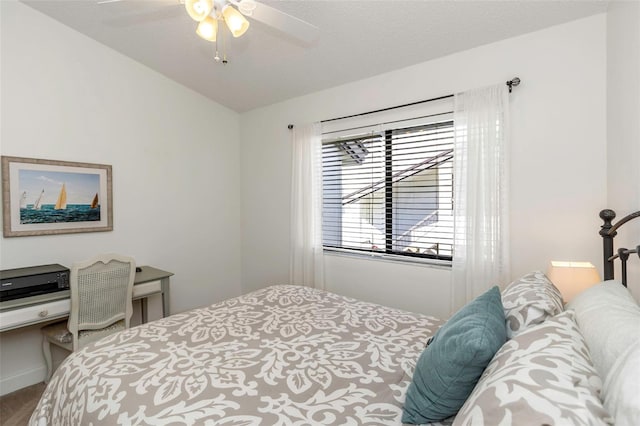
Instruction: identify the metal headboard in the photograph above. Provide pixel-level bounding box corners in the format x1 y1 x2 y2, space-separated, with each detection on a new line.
599 209 640 287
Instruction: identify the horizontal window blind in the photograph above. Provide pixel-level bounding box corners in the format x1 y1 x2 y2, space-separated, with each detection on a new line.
322 120 454 260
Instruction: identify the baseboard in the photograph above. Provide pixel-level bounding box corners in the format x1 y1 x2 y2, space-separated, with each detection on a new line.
0 366 45 396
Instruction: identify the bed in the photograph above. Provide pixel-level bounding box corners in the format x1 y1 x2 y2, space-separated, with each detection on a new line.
30 209 640 425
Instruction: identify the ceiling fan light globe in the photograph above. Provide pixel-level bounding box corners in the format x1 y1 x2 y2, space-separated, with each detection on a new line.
222 4 250 37
196 17 218 42
185 0 214 22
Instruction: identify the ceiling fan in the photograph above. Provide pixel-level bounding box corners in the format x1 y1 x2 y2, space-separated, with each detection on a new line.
99 0 319 64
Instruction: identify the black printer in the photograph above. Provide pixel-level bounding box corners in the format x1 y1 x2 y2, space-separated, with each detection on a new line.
0 264 70 302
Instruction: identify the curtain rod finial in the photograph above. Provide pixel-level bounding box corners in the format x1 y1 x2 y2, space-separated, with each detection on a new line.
506 77 521 93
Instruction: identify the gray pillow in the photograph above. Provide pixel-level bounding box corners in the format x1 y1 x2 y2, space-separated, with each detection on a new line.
453 310 612 426
501 271 563 338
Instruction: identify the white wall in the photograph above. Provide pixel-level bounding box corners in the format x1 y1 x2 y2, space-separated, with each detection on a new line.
1 3 623 397
607 1 640 299
0 1 243 394
240 15 608 319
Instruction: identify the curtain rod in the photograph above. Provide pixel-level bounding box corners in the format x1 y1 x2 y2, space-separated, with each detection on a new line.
321 94 453 124
287 77 521 129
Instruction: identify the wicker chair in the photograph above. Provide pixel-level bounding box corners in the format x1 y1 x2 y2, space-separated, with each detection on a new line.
41 254 136 383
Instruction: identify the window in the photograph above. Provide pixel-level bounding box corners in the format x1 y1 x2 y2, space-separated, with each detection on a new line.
322 119 454 261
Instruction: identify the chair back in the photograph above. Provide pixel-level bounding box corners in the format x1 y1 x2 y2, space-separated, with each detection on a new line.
67 253 136 350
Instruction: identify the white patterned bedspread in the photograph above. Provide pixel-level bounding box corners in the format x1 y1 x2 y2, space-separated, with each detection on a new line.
30 285 445 425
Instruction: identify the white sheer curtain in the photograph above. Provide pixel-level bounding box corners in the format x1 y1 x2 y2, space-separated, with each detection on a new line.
290 122 325 289
451 84 510 313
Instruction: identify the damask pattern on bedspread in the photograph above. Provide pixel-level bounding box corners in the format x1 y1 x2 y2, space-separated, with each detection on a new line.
30 285 444 425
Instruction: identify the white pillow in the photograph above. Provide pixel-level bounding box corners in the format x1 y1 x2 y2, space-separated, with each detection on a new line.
603 340 640 426
566 280 640 381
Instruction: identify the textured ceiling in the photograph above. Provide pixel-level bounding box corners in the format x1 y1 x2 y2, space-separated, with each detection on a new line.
22 0 610 112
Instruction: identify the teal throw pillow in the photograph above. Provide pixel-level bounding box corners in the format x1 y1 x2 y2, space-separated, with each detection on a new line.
402 286 507 424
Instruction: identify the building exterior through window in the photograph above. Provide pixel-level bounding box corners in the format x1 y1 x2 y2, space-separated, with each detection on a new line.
322 119 454 261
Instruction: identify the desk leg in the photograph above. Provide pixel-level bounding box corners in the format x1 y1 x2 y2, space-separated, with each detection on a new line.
160 277 170 317
140 299 148 324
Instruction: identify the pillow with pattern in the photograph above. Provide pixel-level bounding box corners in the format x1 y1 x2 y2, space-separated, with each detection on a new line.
452 310 612 426
501 270 563 338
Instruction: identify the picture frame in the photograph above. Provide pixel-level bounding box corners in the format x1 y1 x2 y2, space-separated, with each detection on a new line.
1 156 113 237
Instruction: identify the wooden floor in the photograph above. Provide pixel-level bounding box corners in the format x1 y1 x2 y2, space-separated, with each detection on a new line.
0 383 45 426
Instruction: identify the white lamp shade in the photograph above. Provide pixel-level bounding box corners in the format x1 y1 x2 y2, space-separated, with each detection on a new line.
185 0 214 22
547 261 601 303
196 17 218 42
222 4 250 37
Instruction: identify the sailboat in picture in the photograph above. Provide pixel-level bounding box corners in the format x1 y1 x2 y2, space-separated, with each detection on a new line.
20 191 27 209
54 183 67 210
33 189 44 210
90 193 99 209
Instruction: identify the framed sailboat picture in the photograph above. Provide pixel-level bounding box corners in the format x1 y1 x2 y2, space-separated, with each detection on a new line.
1 156 113 237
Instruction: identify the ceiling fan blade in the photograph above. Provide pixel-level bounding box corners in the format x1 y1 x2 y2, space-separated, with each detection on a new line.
99 2 184 27
229 0 257 16
250 2 319 45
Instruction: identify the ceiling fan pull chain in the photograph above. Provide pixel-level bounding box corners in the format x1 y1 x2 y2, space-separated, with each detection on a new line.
222 25 228 64
214 20 221 62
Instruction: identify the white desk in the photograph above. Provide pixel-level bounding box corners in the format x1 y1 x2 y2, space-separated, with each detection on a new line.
0 266 173 332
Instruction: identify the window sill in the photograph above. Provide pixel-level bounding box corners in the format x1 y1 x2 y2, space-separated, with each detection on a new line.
323 247 452 269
